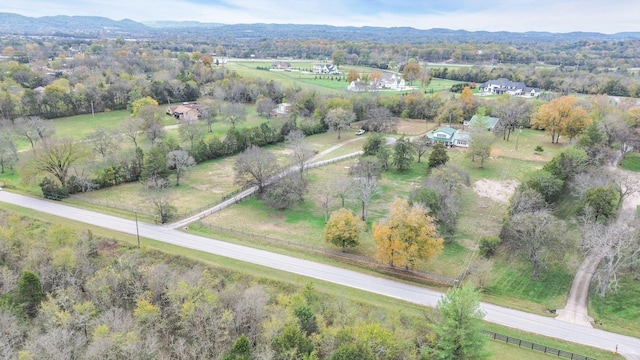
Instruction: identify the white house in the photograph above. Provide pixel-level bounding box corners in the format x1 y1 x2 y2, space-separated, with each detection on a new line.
313 64 339 74
479 78 540 97
378 73 406 90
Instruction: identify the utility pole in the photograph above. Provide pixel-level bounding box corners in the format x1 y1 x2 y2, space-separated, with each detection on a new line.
515 126 523 150
135 212 140 248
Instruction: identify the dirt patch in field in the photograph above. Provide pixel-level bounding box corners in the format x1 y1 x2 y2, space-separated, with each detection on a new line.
472 179 519 204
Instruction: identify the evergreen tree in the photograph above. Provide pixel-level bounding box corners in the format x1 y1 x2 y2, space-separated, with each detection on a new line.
428 142 449 169
430 285 487 360
17 270 45 317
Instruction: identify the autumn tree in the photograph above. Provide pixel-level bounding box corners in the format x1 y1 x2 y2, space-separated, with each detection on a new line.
234 145 279 193
346 69 359 83
373 199 443 269
324 208 364 252
430 284 487 360
131 96 158 117
532 96 589 143
167 150 195 186
402 62 421 86
325 108 355 139
392 137 415 171
459 86 478 121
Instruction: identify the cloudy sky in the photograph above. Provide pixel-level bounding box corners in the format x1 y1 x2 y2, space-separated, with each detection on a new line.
2 0 639 34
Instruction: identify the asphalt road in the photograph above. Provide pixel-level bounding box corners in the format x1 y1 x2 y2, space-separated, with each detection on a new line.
1 190 639 359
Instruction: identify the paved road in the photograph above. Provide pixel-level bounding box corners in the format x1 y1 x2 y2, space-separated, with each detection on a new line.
1 190 639 359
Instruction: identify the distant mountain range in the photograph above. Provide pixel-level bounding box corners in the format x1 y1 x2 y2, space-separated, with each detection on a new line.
1 12 639 43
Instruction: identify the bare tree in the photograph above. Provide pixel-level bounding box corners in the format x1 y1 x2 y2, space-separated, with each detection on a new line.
286 129 315 176
234 145 279 193
0 120 18 173
178 120 205 149
501 210 567 278
351 175 380 223
325 108 355 139
493 97 533 141
167 150 196 186
120 117 144 149
412 136 431 163
263 173 308 210
256 98 276 118
86 126 120 160
138 105 164 144
15 116 54 152
199 100 218 133
365 107 398 133
221 102 247 128
316 181 336 223
332 177 351 208
581 221 640 297
142 178 175 223
613 173 640 209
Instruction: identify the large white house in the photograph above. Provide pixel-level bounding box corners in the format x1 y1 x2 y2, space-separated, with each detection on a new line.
479 78 540 97
313 64 339 74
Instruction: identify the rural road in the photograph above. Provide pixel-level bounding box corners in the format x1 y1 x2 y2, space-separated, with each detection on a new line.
1 190 640 359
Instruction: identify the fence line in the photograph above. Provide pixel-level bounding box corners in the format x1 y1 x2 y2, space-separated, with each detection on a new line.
70 195 156 216
201 222 459 287
482 330 598 360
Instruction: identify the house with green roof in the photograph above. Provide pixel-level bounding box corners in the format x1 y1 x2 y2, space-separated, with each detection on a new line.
465 115 500 131
426 126 458 147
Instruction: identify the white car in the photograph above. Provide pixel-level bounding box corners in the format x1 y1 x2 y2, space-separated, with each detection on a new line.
355 129 366 135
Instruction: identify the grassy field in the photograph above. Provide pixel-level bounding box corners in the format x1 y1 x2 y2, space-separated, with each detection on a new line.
620 152 640 172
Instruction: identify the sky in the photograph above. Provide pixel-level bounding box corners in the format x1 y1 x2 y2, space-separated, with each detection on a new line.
1 0 639 34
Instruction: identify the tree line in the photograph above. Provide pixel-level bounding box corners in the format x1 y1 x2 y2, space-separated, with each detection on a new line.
0 211 487 359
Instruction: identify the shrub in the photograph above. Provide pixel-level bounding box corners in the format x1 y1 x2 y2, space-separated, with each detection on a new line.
479 236 501 257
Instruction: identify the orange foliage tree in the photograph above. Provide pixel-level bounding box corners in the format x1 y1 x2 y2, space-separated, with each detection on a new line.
373 199 443 269
532 96 589 143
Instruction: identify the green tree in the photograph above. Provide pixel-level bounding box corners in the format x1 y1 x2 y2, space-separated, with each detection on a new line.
392 137 415 171
332 50 346 66
17 270 46 317
363 132 385 156
430 284 487 360
428 142 449 169
272 323 314 359
324 208 364 252
526 169 564 203
223 334 252 360
583 185 618 222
